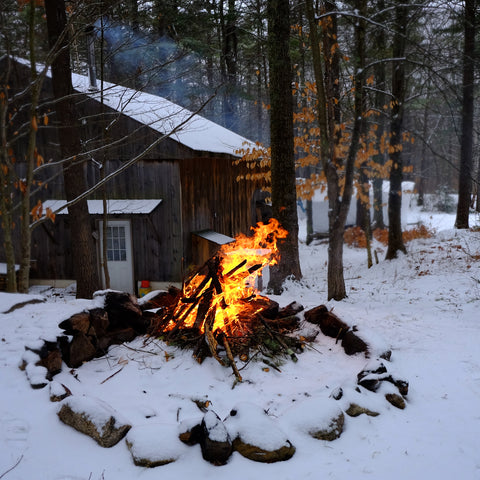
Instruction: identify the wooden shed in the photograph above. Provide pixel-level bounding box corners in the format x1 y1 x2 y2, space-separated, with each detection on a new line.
0 57 268 293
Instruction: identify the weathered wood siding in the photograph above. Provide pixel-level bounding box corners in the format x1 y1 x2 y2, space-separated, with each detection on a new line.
179 156 261 268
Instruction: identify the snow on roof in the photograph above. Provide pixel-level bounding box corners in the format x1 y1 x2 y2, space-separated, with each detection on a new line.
43 199 162 215
70 73 254 157
10 57 256 156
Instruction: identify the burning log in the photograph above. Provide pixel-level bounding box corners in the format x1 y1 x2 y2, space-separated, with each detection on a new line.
149 219 303 377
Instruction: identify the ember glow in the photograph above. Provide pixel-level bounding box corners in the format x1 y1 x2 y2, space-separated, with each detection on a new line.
163 218 288 337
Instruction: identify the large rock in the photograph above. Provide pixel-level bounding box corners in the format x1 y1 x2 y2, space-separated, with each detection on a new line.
225 403 295 463
282 397 345 441
126 423 188 467
57 395 131 447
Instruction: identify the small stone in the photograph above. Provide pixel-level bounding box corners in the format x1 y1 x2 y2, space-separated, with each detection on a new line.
330 387 343 400
345 403 380 417
385 393 406 409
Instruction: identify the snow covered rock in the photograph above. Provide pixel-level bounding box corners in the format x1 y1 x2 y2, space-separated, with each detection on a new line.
57 395 131 447
282 397 345 441
199 411 232 465
126 423 188 467
49 381 72 402
25 363 48 389
357 360 409 396
225 402 295 463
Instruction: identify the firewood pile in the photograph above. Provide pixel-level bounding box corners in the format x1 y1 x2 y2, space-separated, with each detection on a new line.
147 219 306 380
147 263 305 382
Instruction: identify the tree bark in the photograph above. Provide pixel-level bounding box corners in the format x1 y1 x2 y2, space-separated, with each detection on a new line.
386 0 408 259
45 0 100 298
267 0 302 294
372 0 387 229
0 55 18 292
305 0 365 300
455 0 475 229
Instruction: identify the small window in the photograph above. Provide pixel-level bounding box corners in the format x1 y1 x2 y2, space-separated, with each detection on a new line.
106 226 127 262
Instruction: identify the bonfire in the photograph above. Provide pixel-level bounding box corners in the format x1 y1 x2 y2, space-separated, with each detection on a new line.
149 219 304 381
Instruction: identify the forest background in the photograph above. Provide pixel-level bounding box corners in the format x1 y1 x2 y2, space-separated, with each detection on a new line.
0 0 478 298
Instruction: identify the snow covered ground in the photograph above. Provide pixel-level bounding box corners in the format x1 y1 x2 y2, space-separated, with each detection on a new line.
1 203 480 480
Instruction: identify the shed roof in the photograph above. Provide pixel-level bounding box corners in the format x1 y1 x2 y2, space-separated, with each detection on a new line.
43 199 162 215
192 230 235 245
9 56 255 157
72 74 255 157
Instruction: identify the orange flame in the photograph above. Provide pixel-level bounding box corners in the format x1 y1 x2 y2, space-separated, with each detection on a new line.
165 218 288 336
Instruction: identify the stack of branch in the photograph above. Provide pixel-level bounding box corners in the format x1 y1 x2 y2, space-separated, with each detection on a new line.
148 256 304 381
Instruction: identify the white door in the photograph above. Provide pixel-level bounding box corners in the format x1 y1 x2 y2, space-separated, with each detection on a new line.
99 220 134 293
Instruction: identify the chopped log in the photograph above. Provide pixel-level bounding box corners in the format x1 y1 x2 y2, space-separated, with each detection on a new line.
277 301 304 319
304 305 349 339
140 286 182 311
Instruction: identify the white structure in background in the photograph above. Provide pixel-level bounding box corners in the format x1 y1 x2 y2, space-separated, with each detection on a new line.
298 181 417 233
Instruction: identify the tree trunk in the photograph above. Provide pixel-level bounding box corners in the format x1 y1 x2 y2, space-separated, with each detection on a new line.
455 0 475 229
305 0 365 300
372 0 387 229
45 0 100 298
386 0 408 259
0 58 18 292
416 83 430 207
267 0 302 294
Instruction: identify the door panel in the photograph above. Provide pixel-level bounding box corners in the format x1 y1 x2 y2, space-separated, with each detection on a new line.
99 220 134 293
